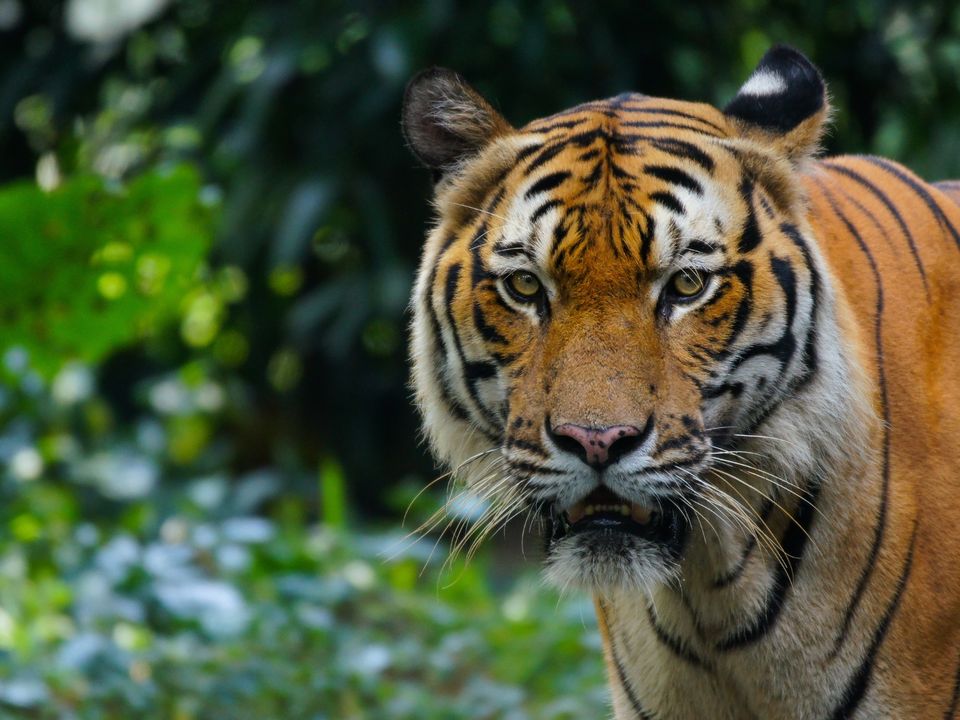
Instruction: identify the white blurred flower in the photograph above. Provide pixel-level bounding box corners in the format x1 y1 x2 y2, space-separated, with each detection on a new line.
160 517 189 544
65 0 170 44
502 592 530 622
3 347 28 374
221 517 274 544
57 633 108 670
191 523 218 549
189 476 227 510
148 378 191 414
216 544 251 573
51 362 93 405
0 677 48 708
342 560 375 590
35 152 61 191
346 645 391 677
154 580 249 636
82 451 157 500
95 535 140 584
144 543 194 581
10 447 42 481
194 381 225 412
135 420 166 454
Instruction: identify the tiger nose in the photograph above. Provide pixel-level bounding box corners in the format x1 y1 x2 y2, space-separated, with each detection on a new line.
550 422 649 469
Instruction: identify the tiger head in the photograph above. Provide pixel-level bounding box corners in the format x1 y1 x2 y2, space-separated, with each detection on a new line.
404 47 851 591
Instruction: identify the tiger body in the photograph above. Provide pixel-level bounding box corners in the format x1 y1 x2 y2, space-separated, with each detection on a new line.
403 46 960 719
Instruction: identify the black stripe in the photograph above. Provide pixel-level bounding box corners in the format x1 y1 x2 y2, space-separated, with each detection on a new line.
729 255 798 375
507 459 565 476
644 164 703 195
525 171 571 199
531 198 563 224
505 437 548 458
524 140 570 174
622 105 727 134
465 222 508 359
650 191 684 215
778 223 820 389
528 117 588 133
716 481 820 651
687 240 721 255
494 243 535 260
864 156 960 250
647 138 715 173
737 178 762 253
739 227 823 434
563 128 611 148
472 302 508 345
646 603 712 670
607 625 654 720
828 523 917 720
945 650 960 720
424 263 478 425
818 187 891 662
443 263 503 435
621 119 724 137
514 142 544 163
821 161 929 294
721 260 755 347
610 160 635 180
713 499 775 588
550 219 571 266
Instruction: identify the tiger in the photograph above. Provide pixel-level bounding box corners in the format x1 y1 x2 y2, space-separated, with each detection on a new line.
401 45 960 719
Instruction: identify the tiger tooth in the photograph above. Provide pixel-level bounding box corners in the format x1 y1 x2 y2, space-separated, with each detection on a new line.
567 501 586 524
631 503 653 524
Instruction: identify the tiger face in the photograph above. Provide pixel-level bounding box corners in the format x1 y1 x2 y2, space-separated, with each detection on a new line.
404 48 828 591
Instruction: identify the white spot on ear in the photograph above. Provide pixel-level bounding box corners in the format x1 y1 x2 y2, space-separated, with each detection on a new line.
739 69 787 97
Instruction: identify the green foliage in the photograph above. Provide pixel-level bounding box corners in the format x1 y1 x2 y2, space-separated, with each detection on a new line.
0 167 214 377
0 364 605 719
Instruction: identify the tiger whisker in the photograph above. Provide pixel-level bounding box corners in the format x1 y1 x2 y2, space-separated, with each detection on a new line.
401 447 502 528
683 469 790 576
391 462 511 569
711 456 825 521
707 466 818 553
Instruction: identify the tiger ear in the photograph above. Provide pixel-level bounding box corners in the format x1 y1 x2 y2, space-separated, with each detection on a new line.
402 67 513 177
724 45 830 163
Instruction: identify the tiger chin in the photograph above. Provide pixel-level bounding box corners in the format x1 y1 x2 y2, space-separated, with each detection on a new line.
403 45 960 720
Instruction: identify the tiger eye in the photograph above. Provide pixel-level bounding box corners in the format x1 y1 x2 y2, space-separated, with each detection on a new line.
670 269 707 298
506 271 543 300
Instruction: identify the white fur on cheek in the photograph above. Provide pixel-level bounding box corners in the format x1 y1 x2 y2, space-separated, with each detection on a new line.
409 227 495 478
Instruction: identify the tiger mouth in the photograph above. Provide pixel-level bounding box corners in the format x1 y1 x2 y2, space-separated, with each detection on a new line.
550 486 686 546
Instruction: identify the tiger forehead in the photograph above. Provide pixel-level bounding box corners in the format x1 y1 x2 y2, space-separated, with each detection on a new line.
520 93 732 141
490 95 741 271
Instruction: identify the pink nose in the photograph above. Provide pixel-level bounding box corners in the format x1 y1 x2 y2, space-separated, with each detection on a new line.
550 423 645 469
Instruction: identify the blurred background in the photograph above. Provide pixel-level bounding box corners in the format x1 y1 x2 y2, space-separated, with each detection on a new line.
0 0 958 717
